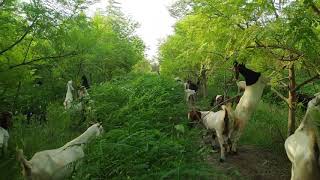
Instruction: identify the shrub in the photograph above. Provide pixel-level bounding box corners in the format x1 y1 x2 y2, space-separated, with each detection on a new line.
73 73 221 179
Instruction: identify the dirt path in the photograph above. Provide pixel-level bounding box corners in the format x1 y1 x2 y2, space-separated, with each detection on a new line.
206 145 291 180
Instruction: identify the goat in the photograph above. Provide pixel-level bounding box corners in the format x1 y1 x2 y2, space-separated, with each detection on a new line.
0 111 12 156
64 80 74 110
285 93 320 180
81 75 90 90
17 122 104 180
186 80 199 92
0 127 9 157
185 80 200 105
236 81 246 93
210 95 241 109
0 111 12 130
296 93 314 110
227 62 268 154
185 89 196 105
188 104 233 162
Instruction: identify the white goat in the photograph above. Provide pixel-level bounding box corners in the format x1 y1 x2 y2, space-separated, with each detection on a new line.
236 81 246 93
18 123 104 180
188 104 233 162
228 63 268 154
63 80 74 110
0 127 9 156
185 89 196 105
285 93 320 180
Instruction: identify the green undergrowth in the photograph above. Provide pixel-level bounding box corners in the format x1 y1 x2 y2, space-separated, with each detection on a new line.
72 73 226 179
1 73 299 179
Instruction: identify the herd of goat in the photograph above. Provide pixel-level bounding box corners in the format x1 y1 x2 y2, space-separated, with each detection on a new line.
0 63 319 179
182 62 320 180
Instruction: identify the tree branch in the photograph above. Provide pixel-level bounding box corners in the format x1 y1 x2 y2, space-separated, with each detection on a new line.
22 38 34 63
271 87 289 105
291 74 320 92
0 17 38 56
246 43 303 57
7 51 78 70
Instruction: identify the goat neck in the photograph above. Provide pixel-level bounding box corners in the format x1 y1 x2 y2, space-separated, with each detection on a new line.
234 71 266 124
63 123 103 149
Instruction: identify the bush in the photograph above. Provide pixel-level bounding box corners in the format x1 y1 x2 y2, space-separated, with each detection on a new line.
73 73 222 179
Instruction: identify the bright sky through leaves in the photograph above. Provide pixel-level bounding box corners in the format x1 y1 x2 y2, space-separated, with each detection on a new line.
88 0 177 61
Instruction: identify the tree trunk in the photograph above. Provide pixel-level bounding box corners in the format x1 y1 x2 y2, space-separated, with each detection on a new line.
287 63 296 137
199 65 208 97
201 72 207 98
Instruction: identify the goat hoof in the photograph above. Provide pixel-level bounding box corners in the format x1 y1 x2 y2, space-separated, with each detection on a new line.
219 158 225 163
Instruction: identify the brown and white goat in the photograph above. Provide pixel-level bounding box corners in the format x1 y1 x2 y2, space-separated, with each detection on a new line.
285 93 320 180
188 104 233 162
17 122 104 180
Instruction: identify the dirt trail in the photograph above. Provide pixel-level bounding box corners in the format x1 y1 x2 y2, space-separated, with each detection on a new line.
207 145 291 180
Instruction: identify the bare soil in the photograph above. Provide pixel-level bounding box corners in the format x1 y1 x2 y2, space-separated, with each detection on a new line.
206 145 291 180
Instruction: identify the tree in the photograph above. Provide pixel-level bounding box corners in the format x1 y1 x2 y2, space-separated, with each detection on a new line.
160 0 320 136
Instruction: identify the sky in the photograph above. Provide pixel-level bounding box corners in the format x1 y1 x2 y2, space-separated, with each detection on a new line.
88 0 177 61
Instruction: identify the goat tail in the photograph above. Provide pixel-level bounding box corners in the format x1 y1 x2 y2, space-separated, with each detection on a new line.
221 104 235 136
222 107 229 136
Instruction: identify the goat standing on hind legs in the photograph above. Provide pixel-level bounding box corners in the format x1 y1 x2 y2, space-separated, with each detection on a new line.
285 93 320 180
228 62 268 154
64 80 74 110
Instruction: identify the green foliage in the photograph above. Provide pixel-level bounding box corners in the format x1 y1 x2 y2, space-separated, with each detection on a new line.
160 0 320 95
73 74 222 179
0 0 145 114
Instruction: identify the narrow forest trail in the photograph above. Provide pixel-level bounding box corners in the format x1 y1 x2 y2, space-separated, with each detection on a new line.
206 145 291 180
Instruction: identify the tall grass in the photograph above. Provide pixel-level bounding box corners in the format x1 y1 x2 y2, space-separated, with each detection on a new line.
73 74 225 179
